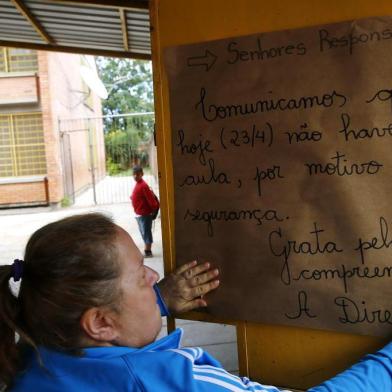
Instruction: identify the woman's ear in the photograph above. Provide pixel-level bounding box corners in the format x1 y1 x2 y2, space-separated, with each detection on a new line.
80 307 119 343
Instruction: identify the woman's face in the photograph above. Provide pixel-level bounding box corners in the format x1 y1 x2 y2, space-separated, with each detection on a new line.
112 227 161 347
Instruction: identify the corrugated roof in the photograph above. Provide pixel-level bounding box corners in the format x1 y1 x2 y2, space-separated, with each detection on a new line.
0 0 150 58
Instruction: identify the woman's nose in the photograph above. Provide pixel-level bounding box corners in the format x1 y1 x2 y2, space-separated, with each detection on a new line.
145 266 160 285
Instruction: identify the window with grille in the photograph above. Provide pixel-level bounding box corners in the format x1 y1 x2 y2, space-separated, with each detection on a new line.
0 49 5 72
0 113 47 177
0 47 38 73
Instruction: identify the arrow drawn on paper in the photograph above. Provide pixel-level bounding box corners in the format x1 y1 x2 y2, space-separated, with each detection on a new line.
187 49 217 71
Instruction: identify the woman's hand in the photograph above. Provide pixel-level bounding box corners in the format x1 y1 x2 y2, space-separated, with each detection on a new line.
157 260 220 315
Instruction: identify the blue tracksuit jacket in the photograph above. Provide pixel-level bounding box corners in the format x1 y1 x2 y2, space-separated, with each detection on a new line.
10 285 392 391
11 328 290 391
10 328 392 392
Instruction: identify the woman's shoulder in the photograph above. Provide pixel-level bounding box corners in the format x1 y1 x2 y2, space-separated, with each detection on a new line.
11 346 139 391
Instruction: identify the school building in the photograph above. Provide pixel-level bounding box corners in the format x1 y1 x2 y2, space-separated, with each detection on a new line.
0 47 105 207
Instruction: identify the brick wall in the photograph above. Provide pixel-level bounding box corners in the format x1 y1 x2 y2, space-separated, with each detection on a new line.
39 51 64 204
0 181 47 206
0 50 105 207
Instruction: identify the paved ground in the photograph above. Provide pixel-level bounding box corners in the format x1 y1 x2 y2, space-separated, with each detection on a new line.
0 177 239 373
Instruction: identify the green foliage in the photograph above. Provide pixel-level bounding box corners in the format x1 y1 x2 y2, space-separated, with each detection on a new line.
60 196 72 207
104 126 150 175
95 57 154 132
106 156 121 176
96 57 154 175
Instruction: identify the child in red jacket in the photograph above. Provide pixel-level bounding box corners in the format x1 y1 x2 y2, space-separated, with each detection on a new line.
131 165 160 257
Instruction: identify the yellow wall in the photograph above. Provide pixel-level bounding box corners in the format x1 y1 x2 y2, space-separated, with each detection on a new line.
149 1 392 388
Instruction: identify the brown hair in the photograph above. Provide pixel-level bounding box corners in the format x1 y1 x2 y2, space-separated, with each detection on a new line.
0 213 121 386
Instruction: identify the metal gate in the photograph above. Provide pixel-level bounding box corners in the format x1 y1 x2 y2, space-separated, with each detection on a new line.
60 131 75 204
59 112 156 206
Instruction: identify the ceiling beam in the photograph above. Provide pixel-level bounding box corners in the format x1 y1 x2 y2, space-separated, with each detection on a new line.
119 8 129 51
10 0 54 44
0 40 151 60
49 0 149 10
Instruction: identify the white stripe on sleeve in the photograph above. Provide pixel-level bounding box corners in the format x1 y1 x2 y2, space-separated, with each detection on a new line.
194 374 284 391
194 366 247 387
189 347 202 359
169 348 195 361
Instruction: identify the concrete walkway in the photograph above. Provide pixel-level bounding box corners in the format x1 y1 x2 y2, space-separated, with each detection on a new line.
0 189 239 373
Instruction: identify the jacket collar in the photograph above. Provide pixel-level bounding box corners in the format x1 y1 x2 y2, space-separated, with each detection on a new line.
38 328 184 360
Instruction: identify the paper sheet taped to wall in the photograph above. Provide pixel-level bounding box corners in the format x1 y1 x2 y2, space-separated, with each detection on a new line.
164 16 392 336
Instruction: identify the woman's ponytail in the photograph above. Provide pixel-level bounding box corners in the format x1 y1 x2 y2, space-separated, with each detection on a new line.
0 214 121 386
0 262 22 385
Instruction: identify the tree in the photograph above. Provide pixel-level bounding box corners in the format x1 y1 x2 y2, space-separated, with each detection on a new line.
95 57 154 174
96 57 154 122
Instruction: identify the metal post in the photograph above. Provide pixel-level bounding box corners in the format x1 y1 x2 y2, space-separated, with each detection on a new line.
43 176 50 206
66 132 75 204
59 118 74 204
4 48 9 72
88 119 97 205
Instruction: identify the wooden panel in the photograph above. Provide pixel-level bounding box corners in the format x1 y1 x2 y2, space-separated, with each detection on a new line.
149 0 392 389
246 322 387 389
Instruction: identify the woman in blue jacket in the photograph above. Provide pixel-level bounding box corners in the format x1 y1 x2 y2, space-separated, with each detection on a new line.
0 213 391 391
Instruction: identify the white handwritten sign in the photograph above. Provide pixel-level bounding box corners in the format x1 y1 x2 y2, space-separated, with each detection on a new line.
165 16 392 336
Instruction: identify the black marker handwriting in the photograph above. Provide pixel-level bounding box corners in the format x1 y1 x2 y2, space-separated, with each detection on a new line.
335 296 392 325
176 129 213 165
195 87 347 122
304 151 383 176
269 223 343 285
184 207 284 237
285 290 317 319
355 217 392 264
179 159 231 187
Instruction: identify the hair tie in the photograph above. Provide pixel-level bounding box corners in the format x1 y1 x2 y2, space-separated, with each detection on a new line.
11 259 24 282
